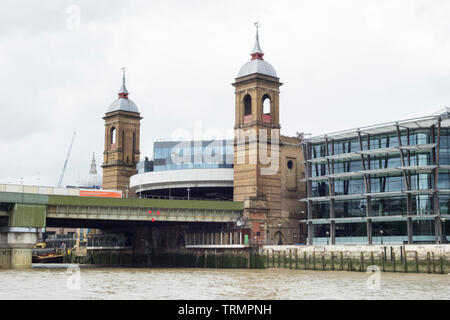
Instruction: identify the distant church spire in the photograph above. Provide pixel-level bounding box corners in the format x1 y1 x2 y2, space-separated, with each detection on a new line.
118 67 129 98
250 22 264 60
89 152 97 175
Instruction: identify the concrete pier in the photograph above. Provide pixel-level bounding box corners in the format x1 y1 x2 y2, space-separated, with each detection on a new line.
0 227 41 269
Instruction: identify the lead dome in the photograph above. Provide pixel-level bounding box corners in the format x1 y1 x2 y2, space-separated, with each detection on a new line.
107 72 139 113
236 24 277 78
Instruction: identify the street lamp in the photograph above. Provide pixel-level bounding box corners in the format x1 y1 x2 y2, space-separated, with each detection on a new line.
380 230 384 245
277 223 283 245
326 231 329 245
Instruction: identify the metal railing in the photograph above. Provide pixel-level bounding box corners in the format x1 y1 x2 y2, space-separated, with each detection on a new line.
132 193 234 202
87 234 132 248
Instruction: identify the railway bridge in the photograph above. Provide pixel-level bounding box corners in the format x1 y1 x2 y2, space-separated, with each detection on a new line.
0 189 243 268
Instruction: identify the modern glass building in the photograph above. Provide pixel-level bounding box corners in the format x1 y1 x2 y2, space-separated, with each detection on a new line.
152 140 234 171
301 109 450 245
137 140 234 173
131 139 234 200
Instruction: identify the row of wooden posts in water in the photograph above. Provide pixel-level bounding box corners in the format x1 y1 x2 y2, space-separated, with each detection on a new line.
63 249 449 274
63 251 266 269
263 249 449 274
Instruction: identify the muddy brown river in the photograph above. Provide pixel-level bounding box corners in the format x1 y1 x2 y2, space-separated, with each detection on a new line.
0 265 449 299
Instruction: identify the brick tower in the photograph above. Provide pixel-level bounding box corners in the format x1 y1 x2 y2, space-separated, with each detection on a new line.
102 70 142 192
233 23 283 244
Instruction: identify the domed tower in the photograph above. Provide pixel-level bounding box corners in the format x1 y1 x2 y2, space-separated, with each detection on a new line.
102 69 142 192
233 23 282 244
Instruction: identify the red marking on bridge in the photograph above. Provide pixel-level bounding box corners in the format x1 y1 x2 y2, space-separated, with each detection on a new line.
152 218 155 222
148 210 152 214
157 211 160 215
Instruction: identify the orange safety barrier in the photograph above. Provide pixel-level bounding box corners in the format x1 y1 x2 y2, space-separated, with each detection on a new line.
79 190 122 198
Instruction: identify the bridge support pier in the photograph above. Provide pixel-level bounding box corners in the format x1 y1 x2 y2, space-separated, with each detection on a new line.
0 227 41 269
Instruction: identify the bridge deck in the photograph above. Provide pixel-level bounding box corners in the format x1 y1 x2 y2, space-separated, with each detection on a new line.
0 192 243 224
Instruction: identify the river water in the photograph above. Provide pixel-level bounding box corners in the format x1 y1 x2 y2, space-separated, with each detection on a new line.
0 265 449 300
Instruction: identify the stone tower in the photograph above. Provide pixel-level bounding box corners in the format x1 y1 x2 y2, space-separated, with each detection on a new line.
102 70 142 192
233 23 283 244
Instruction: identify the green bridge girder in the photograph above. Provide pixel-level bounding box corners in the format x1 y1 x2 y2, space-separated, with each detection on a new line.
0 192 244 226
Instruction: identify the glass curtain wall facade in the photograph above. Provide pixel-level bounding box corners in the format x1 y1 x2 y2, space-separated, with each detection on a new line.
138 139 234 173
301 110 450 245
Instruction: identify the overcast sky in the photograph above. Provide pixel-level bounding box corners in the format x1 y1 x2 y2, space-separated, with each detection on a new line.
1 0 450 187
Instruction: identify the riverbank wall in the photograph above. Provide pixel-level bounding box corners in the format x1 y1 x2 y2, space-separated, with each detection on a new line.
63 250 266 269
262 244 450 274
59 244 450 274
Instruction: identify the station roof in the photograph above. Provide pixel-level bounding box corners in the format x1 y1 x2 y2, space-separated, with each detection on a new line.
305 108 450 144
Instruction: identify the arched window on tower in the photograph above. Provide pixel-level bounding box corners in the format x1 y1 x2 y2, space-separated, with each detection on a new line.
262 94 271 124
122 131 125 152
244 94 252 123
132 132 136 157
110 127 117 150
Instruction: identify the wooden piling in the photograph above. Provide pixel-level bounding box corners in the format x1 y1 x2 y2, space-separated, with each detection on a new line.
272 249 275 268
360 252 364 272
278 251 281 268
331 252 335 271
392 252 396 272
289 250 292 269
304 252 307 270
349 254 353 271
432 252 436 274
322 253 325 271
415 252 419 273
265 250 268 268
312 251 316 270
403 251 408 273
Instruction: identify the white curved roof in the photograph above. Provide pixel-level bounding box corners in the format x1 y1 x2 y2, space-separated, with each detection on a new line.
237 59 277 78
130 168 233 191
107 98 139 113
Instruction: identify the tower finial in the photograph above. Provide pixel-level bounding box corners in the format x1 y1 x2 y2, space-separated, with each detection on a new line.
118 67 129 98
251 21 264 60
254 21 260 40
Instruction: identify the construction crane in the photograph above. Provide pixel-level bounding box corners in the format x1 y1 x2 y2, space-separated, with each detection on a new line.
57 132 76 188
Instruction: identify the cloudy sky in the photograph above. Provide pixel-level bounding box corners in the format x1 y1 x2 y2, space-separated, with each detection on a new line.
1 0 450 187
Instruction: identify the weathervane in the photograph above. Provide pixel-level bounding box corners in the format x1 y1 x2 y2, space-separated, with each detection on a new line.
254 21 260 38
118 66 129 97
121 67 126 82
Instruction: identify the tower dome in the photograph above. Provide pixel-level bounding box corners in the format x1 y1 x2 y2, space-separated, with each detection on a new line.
237 23 277 78
107 70 139 113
